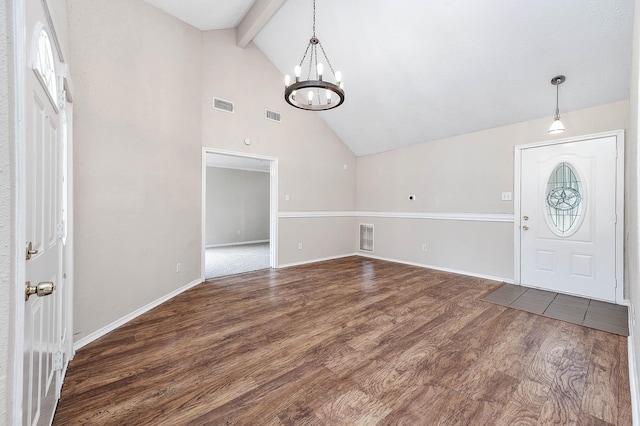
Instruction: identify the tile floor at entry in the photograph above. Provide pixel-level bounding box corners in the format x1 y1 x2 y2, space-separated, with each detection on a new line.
482 283 629 336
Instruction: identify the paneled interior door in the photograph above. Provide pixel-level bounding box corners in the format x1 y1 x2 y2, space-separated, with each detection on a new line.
519 135 618 301
23 0 65 424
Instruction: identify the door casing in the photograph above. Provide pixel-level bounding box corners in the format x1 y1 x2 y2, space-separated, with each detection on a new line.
513 130 625 304
201 147 279 279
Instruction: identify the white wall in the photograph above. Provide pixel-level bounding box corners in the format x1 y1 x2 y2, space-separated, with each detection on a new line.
205 167 270 245
357 101 629 280
0 0 12 421
200 28 357 265
627 0 640 415
68 0 204 342
67 2 357 342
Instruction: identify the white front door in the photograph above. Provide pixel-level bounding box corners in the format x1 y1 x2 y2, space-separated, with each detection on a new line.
23 1 65 424
519 135 619 302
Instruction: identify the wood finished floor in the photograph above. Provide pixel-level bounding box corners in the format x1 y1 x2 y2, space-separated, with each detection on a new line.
54 257 632 425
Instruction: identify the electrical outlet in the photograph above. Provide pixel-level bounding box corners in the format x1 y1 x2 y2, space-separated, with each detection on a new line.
501 192 512 201
421 244 427 252
176 262 182 273
298 243 303 250
285 194 290 201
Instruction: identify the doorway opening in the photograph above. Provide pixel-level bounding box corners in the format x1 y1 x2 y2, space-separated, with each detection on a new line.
202 149 278 279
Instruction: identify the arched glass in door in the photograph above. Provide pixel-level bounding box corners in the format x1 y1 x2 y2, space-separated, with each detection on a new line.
544 162 585 236
33 27 58 103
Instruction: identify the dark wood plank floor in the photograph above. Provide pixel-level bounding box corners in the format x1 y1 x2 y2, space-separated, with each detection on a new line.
54 257 632 425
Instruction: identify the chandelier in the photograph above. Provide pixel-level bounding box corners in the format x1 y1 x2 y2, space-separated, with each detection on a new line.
284 0 344 111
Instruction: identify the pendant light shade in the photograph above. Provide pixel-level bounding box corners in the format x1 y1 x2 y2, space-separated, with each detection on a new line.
548 75 566 134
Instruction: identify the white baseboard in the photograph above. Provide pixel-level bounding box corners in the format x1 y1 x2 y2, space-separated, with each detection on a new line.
277 253 356 269
206 239 269 248
629 325 640 426
73 277 203 351
355 252 513 284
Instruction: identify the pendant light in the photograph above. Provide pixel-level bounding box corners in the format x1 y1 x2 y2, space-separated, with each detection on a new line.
283 0 344 111
548 75 566 134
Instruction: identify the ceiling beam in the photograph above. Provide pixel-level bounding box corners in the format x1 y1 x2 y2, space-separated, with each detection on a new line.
236 0 285 48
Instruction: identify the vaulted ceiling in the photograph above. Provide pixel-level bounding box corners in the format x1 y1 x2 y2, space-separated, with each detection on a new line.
145 0 634 156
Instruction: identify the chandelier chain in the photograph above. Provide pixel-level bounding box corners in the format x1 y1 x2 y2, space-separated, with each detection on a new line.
312 0 316 37
318 41 337 75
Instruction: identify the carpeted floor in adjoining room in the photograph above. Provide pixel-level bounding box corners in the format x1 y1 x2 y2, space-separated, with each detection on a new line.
205 242 270 279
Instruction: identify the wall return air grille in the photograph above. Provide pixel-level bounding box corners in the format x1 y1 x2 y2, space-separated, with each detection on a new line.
213 97 234 113
359 224 374 252
265 109 282 122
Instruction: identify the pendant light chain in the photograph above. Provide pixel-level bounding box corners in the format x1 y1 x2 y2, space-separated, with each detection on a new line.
312 0 316 37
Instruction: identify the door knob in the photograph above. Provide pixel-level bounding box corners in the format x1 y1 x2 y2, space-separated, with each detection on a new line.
522 225 529 231
25 281 55 301
26 241 38 260
523 216 529 221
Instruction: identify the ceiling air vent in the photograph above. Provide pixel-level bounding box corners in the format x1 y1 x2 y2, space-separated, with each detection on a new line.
265 109 281 123
213 97 234 113
359 224 374 252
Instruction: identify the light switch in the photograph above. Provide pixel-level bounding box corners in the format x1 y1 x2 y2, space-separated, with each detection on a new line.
501 192 512 201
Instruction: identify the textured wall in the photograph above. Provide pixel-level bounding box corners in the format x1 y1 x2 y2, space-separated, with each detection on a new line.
205 167 270 245
356 101 629 280
68 0 204 342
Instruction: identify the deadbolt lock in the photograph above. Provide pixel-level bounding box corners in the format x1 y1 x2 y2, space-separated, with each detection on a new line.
25 281 55 301
26 241 38 260
523 216 529 221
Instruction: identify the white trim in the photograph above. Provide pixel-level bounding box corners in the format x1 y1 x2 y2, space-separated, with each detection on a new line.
279 211 356 218
513 130 625 304
277 253 355 269
206 239 269 248
206 164 270 174
278 210 514 222
356 253 513 284
628 332 640 426
359 211 514 222
73 278 204 351
201 148 278 280
11 0 26 423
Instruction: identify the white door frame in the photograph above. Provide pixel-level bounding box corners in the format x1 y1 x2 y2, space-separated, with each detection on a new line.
201 147 279 279
513 130 625 304
10 0 75 422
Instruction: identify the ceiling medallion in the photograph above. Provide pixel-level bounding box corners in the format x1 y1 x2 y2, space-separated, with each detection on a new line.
284 0 344 111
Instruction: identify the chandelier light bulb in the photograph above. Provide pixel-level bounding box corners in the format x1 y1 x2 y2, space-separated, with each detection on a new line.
307 90 314 105
317 63 324 80
335 71 342 83
294 65 301 79
284 74 291 87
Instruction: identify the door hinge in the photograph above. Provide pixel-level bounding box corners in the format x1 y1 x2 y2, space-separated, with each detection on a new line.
57 221 66 239
53 351 63 371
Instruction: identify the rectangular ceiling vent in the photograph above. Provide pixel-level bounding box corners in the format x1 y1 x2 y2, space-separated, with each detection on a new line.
213 97 234 113
359 224 374 252
265 109 282 123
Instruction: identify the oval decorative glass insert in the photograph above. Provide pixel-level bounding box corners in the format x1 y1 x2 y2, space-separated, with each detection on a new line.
545 162 584 236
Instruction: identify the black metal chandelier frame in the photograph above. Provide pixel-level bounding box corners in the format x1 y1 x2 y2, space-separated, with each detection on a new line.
284 0 344 111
